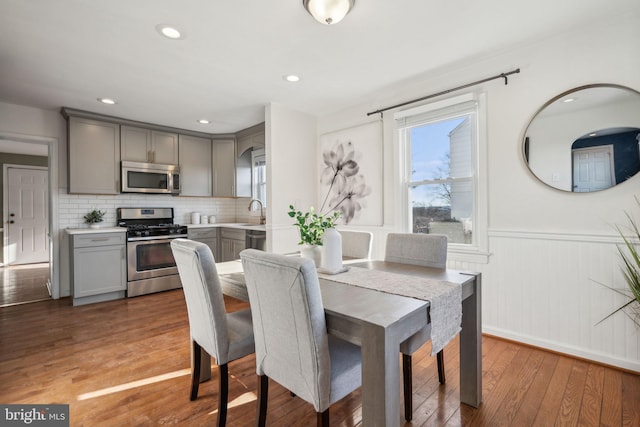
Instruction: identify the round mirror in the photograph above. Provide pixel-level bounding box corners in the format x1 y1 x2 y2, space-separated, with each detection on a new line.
523 84 640 192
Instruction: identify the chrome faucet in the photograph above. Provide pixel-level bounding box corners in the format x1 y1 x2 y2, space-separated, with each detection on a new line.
248 199 266 224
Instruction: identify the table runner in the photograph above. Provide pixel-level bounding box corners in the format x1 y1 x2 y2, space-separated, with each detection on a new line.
318 266 461 354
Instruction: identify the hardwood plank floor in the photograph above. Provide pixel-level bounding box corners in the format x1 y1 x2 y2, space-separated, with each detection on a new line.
0 289 638 426
0 263 50 307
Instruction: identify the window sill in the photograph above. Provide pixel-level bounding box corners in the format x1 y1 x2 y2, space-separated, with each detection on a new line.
448 247 491 264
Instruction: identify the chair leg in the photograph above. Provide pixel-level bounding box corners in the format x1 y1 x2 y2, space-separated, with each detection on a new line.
316 409 329 427
437 349 446 384
402 353 412 421
256 375 269 427
217 363 229 427
190 340 201 401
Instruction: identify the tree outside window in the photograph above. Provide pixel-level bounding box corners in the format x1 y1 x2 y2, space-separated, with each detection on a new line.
404 112 475 245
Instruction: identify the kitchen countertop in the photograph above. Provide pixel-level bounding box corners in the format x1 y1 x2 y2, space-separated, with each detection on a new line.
65 223 266 235
66 227 126 235
187 223 266 231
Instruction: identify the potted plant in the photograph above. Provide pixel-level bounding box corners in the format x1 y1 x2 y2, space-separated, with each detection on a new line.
84 208 106 229
288 205 341 265
596 199 640 327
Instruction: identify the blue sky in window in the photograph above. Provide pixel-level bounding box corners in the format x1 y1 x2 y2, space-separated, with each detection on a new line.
410 117 465 181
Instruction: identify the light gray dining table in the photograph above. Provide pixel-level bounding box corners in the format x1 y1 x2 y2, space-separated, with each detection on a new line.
214 258 482 427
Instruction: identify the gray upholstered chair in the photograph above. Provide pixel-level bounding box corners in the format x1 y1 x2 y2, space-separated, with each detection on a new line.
338 230 373 260
240 249 362 427
170 239 255 427
385 232 448 421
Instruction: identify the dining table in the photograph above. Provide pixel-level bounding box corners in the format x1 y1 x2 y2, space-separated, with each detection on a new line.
213 258 482 427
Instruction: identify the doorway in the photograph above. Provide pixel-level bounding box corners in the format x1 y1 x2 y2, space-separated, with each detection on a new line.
572 145 615 192
5 166 49 265
0 134 57 306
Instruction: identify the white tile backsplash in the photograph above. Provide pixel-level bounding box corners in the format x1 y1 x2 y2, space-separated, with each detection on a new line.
58 188 239 229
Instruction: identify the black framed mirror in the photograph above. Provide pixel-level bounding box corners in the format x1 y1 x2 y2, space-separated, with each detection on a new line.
523 84 640 192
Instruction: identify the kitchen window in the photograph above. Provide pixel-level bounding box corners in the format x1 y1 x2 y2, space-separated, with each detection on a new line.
251 148 266 207
396 93 488 262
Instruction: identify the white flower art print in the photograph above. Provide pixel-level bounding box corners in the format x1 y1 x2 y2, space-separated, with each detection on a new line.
319 121 383 225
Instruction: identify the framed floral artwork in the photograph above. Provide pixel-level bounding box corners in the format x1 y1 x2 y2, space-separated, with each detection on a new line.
319 120 383 226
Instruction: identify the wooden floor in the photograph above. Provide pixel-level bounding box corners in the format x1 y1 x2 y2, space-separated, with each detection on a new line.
0 263 50 307
1 289 638 426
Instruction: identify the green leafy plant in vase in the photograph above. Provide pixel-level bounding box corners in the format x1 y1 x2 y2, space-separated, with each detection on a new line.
288 205 341 266
84 209 106 229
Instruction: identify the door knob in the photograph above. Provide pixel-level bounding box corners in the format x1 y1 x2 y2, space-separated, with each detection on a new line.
9 220 14 224
9 213 15 217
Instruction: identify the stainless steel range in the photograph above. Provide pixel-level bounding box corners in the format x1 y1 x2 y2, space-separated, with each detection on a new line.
117 207 187 297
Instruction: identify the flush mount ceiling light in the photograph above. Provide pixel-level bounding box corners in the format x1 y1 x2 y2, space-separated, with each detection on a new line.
197 119 210 124
284 74 300 83
303 0 355 25
155 24 184 40
97 98 116 105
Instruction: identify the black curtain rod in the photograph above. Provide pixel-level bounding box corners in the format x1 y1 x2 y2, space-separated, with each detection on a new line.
366 68 521 117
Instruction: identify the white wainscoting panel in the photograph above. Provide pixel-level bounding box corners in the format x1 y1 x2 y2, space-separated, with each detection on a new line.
448 229 640 372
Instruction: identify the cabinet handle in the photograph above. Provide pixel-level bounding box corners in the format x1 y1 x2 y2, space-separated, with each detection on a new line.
91 238 109 242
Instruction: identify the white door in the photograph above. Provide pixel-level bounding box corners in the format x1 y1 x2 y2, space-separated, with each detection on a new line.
572 146 615 192
6 167 49 265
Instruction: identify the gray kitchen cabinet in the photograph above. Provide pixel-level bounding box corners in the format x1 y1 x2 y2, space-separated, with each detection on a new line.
187 227 218 260
68 116 121 194
235 123 265 197
179 135 212 196
220 228 246 261
70 233 127 306
236 128 265 157
121 125 178 164
212 138 236 197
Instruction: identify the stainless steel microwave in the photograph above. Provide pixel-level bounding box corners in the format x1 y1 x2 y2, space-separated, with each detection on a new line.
121 161 180 194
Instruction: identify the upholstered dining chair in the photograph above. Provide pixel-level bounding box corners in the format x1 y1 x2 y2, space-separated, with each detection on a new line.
240 249 362 427
385 232 448 421
338 230 373 260
170 239 255 427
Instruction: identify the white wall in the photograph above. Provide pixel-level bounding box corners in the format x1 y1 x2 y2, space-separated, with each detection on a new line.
309 13 640 370
266 103 318 254
0 102 66 185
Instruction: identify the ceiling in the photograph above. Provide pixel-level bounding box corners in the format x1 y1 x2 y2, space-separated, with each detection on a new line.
0 0 638 135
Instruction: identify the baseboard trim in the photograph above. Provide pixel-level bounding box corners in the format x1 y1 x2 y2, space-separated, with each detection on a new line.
483 326 640 373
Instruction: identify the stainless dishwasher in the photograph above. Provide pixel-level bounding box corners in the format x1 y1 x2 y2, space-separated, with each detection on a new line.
246 230 266 251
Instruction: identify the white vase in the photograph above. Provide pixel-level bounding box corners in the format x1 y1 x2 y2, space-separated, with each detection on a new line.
89 223 100 229
321 228 342 272
300 244 321 267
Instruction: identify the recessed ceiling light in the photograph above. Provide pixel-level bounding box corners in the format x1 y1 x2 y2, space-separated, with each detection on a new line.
156 24 184 40
589 133 597 137
197 119 210 124
97 98 116 105
563 98 575 103
284 75 300 83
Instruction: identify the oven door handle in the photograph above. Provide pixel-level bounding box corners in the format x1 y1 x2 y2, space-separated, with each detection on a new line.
127 234 188 242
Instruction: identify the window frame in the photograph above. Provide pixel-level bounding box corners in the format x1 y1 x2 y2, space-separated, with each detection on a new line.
395 93 490 263
251 148 267 208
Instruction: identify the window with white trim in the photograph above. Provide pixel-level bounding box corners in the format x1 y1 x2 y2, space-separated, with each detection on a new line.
251 148 266 206
396 94 486 254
